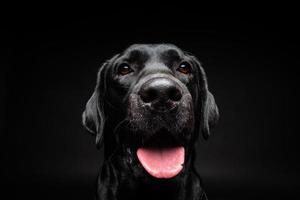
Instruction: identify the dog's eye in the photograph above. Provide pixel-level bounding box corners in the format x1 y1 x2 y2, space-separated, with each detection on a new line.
117 63 134 75
177 62 191 74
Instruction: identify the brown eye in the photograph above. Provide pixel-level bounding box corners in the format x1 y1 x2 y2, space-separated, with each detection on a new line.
117 63 133 75
177 62 191 74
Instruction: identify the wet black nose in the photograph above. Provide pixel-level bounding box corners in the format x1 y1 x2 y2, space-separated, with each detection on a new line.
139 78 182 111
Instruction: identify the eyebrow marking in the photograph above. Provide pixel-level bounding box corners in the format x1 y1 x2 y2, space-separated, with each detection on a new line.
160 49 181 61
125 49 149 64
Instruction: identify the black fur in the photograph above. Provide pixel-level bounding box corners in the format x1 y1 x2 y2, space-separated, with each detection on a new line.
82 44 219 200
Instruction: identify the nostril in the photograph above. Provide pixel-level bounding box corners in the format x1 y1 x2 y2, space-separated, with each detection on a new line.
139 87 158 103
168 87 182 101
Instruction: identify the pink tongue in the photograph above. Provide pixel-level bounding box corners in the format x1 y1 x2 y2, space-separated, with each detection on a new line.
136 146 185 179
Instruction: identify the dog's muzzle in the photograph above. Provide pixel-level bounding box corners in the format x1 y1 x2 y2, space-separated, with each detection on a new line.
126 76 193 179
127 74 193 134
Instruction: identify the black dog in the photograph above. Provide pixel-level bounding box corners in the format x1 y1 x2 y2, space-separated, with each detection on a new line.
82 44 219 200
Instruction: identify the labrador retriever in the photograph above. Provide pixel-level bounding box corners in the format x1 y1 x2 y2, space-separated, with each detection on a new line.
82 44 219 200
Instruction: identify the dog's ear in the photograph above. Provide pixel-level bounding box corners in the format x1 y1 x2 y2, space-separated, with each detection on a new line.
202 91 219 139
82 62 108 148
191 56 219 140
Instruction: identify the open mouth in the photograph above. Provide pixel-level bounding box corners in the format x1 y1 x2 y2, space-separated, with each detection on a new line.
136 129 185 179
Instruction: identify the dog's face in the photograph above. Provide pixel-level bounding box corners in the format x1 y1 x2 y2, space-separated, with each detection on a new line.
83 44 218 179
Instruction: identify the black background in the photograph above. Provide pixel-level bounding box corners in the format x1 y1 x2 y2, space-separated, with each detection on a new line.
2 11 299 199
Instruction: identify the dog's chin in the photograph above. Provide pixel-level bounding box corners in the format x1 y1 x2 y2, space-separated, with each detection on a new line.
133 129 188 179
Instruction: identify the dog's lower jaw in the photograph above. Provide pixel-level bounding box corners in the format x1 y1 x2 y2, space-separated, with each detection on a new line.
95 147 207 200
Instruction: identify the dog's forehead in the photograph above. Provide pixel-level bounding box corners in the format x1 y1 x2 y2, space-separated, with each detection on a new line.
123 44 184 63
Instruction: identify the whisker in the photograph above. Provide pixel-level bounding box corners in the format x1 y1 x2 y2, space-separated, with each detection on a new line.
113 119 129 134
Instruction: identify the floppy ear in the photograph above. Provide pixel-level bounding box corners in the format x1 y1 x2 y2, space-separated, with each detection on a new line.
82 62 108 148
192 57 219 140
202 91 219 139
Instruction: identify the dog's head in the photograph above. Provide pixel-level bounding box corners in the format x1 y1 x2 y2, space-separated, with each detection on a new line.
82 44 219 179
